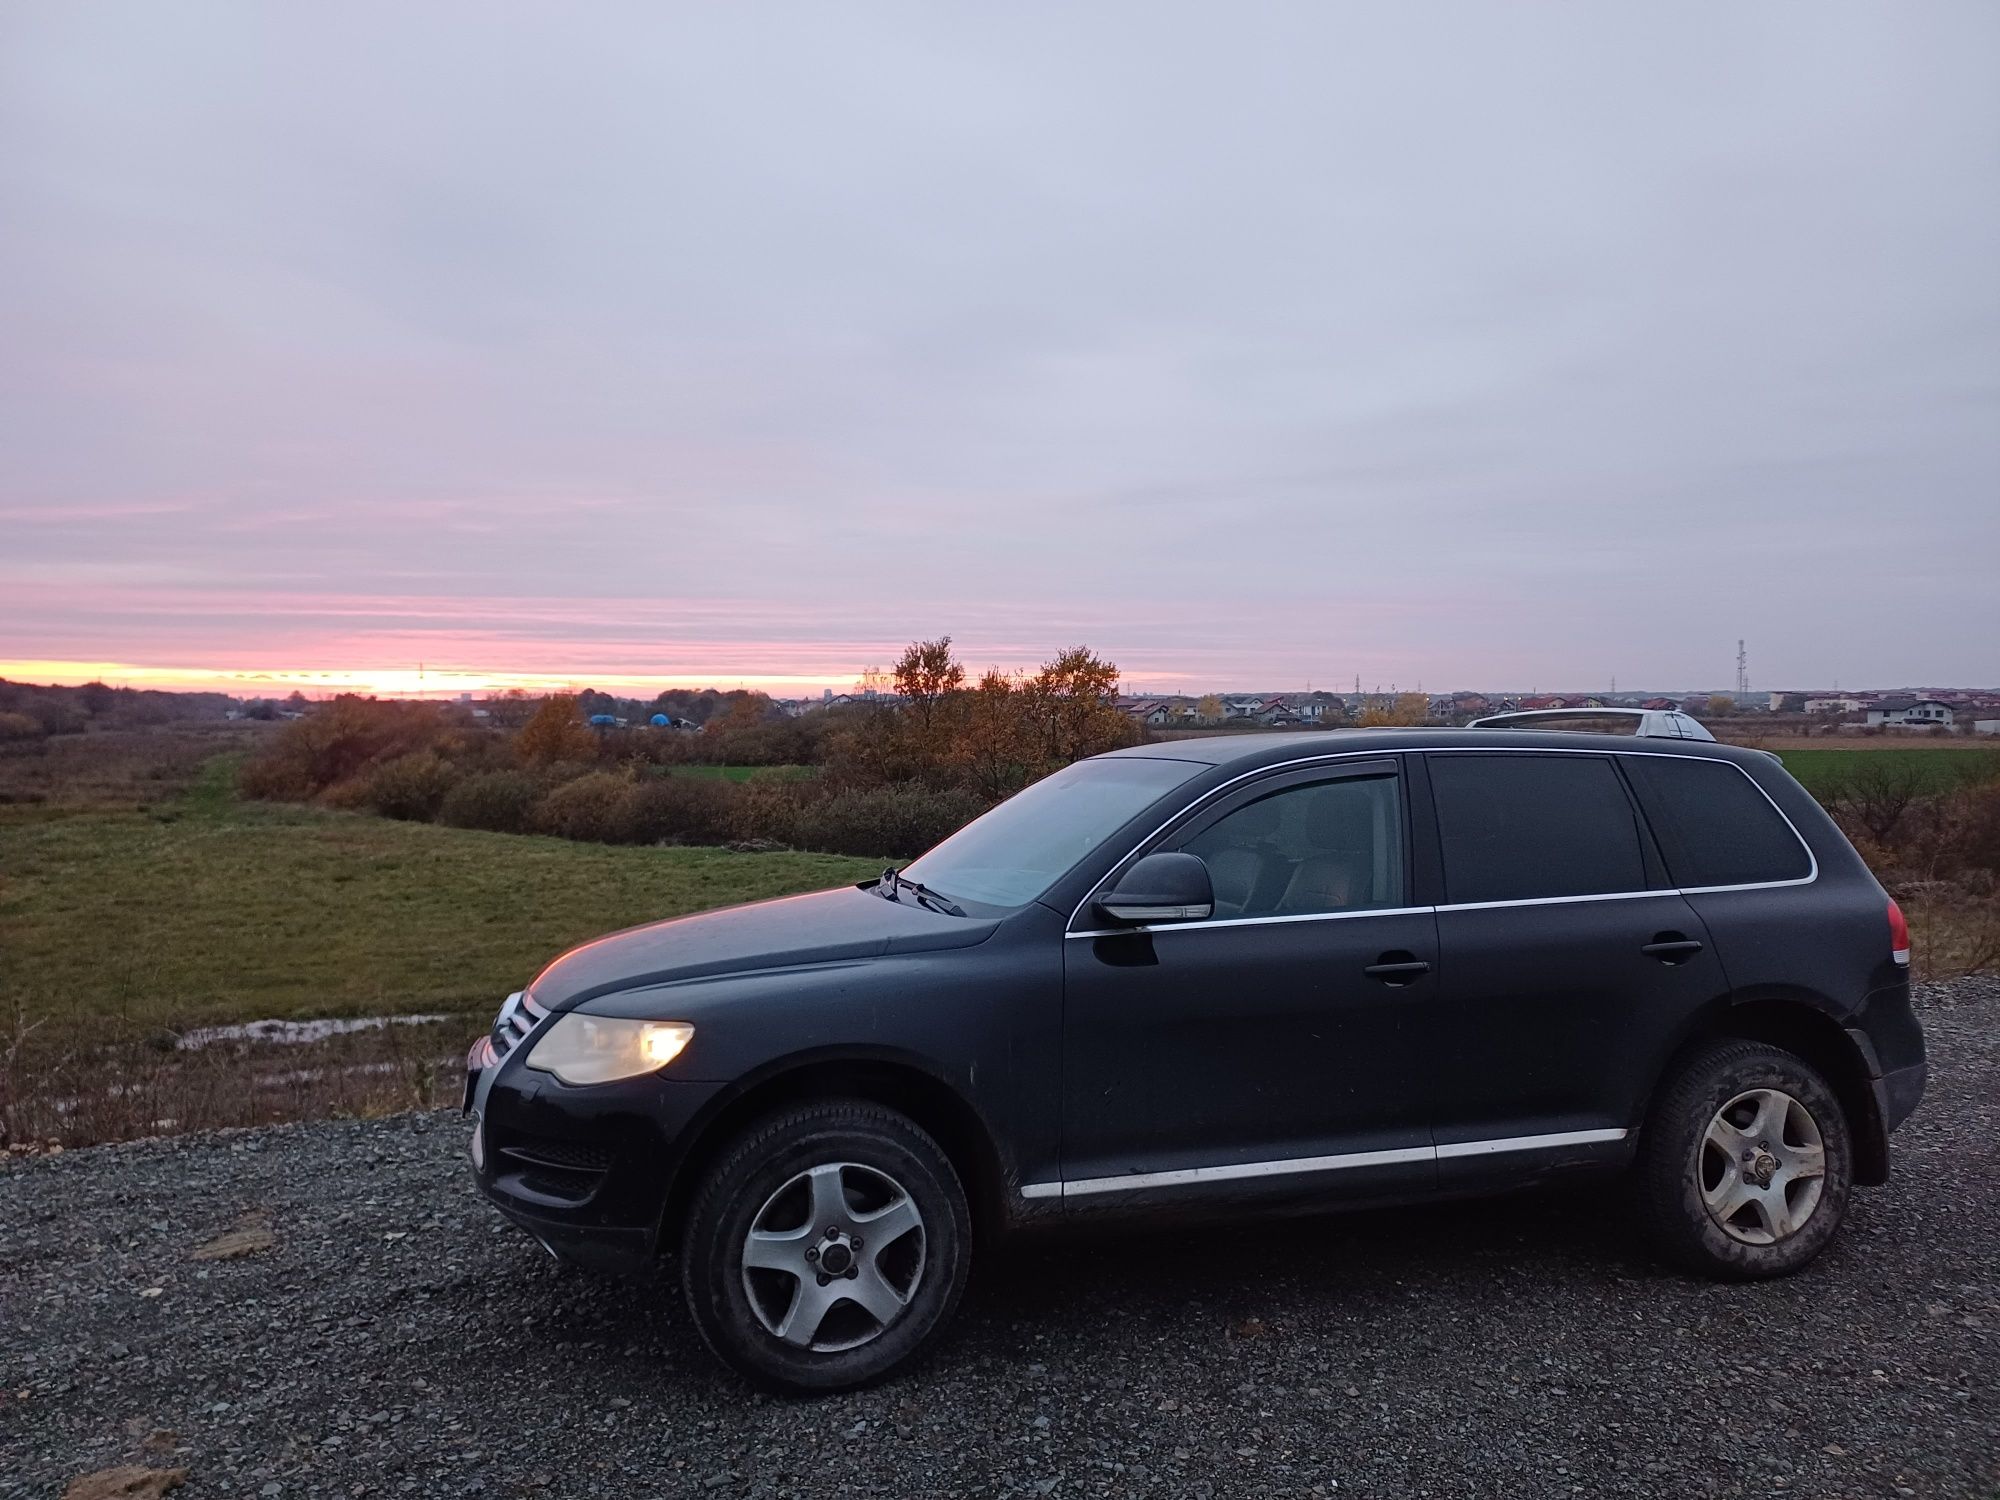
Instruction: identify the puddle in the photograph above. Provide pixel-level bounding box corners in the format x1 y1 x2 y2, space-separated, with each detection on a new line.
178 1014 457 1050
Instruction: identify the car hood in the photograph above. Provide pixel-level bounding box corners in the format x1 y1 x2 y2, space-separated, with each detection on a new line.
527 884 1000 1011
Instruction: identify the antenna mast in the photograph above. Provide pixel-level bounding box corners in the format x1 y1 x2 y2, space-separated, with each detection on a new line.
1736 640 1749 696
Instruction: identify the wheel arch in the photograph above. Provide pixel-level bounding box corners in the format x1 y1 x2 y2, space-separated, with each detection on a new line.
1650 994 1888 1185
658 1046 1012 1254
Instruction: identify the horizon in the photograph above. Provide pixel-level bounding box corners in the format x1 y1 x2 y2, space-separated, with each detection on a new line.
8 658 1993 704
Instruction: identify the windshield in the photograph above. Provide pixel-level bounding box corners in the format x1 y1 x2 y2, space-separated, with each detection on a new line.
901 756 1202 912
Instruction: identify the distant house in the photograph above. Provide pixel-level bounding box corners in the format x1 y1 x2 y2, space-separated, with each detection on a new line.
1518 695 1565 710
1224 697 1265 719
1803 696 1868 714
1117 698 1175 726
1640 697 1676 711
1866 698 1954 729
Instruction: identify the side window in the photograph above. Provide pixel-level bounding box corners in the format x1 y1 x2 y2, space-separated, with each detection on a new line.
1177 774 1405 919
1622 755 1812 888
1427 754 1648 904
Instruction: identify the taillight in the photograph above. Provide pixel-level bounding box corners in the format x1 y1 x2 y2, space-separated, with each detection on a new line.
1887 898 1910 967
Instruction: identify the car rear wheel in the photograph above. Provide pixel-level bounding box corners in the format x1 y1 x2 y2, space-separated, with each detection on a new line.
1635 1039 1852 1279
680 1099 971 1392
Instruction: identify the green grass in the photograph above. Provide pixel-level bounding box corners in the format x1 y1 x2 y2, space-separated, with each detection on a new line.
1775 746 2000 796
0 777 879 1044
666 763 814 782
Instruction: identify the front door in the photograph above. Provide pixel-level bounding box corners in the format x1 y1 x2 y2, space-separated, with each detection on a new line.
1058 759 1439 1208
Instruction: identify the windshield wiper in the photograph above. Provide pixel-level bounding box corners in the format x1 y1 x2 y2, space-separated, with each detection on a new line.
878 867 967 918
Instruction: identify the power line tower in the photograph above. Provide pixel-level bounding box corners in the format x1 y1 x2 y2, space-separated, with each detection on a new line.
1735 640 1749 696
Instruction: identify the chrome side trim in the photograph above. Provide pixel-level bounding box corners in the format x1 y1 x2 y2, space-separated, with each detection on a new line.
1058 1145 1435 1198
1435 1127 1629 1158
1437 888 1679 913
1068 903 1435 941
1064 744 1817 936
1024 1127 1630 1200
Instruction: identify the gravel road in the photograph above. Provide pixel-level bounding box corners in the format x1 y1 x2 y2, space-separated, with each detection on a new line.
5 980 1995 1500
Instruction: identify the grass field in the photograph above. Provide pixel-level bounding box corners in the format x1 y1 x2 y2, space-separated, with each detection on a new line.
0 760 879 1045
1774 746 2000 797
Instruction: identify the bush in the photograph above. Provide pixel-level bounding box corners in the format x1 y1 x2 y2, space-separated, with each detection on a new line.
239 696 456 801
439 770 542 834
516 695 602 767
729 778 807 845
362 751 460 822
616 776 739 845
786 783 988 860
0 711 45 743
533 772 629 842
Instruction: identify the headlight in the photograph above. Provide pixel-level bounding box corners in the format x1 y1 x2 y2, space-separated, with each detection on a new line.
524 1014 694 1085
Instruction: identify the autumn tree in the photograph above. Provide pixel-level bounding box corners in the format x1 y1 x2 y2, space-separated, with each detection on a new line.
955 670 1032 797
515 694 600 766
1356 692 1431 727
1196 694 1225 724
1025 646 1134 767
894 638 965 733
1705 694 1735 719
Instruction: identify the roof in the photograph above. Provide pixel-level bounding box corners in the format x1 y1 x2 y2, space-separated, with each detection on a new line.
1097 726 1765 771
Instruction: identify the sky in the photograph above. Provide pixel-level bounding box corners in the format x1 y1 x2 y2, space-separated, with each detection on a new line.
3 4 1996 699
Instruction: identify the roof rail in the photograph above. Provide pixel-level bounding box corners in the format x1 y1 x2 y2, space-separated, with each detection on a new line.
1465 707 1716 742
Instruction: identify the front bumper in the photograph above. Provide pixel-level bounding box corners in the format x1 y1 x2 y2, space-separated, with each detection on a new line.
466 1033 725 1274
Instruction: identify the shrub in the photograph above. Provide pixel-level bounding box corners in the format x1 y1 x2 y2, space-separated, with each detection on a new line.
729 778 807 845
786 783 988 860
0 711 45 743
439 770 542 834
616 776 739 845
534 771 629 842
239 696 454 801
516 695 602 767
362 751 460 822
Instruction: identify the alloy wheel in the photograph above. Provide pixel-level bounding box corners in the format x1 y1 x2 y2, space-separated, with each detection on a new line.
1697 1087 1827 1245
740 1162 927 1352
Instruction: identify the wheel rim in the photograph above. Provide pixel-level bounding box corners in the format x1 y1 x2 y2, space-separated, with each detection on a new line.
740 1162 927 1352
1697 1087 1828 1245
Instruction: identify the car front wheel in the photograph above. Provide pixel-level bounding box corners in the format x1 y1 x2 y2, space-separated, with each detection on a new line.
1636 1039 1853 1279
680 1099 971 1392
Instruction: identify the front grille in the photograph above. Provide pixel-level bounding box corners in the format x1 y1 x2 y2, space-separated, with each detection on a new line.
488 990 548 1061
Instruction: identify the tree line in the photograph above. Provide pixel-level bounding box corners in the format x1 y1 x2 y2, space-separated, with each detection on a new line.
234 640 1138 859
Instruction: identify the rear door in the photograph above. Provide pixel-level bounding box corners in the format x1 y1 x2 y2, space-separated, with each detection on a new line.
1420 750 1729 1187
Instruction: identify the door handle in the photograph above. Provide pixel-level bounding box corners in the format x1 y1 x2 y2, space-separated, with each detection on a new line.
1364 955 1431 985
1641 934 1705 965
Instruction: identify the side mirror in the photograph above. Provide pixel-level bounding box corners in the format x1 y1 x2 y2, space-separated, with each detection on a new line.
1095 852 1214 925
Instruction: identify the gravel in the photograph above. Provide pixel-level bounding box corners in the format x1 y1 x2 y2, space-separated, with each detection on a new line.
5 978 1996 1500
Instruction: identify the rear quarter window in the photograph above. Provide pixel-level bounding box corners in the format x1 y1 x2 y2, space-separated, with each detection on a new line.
1621 755 1812 888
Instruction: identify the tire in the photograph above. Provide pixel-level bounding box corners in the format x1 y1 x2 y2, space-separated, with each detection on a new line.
1635 1040 1853 1280
680 1099 971 1393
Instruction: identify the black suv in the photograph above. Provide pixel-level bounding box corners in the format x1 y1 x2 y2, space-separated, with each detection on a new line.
465 730 1926 1391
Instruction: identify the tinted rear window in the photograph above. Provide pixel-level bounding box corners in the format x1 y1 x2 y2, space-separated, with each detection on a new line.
1622 755 1811 888
1428 753 1648 903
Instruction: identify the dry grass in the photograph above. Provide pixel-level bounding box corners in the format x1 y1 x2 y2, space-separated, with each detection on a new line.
0 1003 468 1149
0 724 269 809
